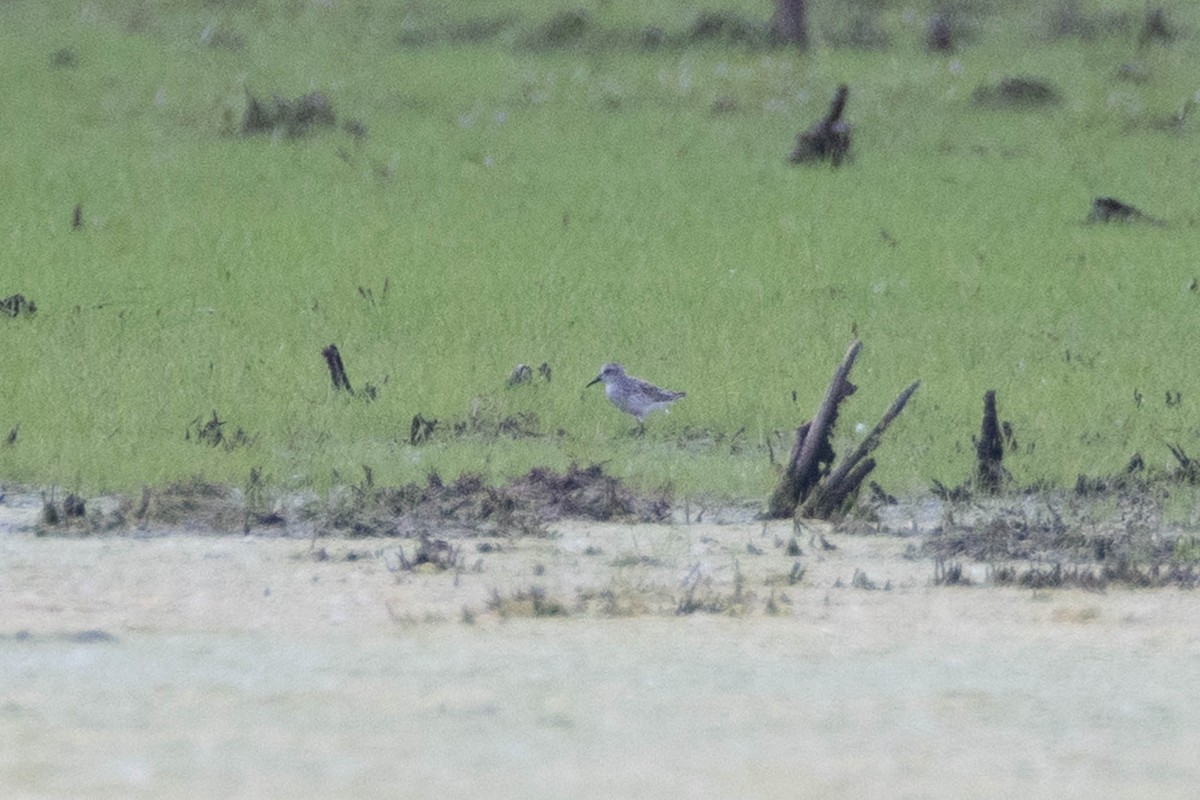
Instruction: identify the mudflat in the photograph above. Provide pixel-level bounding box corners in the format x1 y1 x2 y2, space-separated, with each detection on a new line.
3 508 1200 798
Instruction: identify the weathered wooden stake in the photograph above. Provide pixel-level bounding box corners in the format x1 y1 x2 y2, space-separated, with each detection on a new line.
322 344 353 394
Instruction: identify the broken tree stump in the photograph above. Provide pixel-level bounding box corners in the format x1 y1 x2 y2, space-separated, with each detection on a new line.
769 341 919 520
974 389 1009 493
321 344 353 394
767 340 861 518
926 13 954 52
799 380 921 518
773 0 809 48
789 84 852 167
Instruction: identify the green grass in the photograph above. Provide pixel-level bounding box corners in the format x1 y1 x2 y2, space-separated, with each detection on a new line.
2 0 1200 499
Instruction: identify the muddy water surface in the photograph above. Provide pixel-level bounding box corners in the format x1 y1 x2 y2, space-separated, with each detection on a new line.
2 502 1199 798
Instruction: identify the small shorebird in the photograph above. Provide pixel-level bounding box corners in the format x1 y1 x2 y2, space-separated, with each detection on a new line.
586 363 685 430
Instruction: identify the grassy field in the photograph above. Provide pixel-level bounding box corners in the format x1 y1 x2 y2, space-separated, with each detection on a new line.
2 0 1199 500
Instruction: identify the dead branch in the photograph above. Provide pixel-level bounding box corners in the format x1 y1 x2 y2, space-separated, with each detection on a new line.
806 457 876 519
799 380 920 518
321 344 353 394
767 340 861 518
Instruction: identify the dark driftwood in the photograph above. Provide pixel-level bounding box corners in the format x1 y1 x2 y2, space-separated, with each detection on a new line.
767 340 861 518
800 380 921 518
974 389 1007 493
773 0 808 48
789 85 851 166
322 344 353 394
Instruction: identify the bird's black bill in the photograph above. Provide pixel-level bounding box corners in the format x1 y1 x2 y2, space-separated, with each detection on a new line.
585 376 602 388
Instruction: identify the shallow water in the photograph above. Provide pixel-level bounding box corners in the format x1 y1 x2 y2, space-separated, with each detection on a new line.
3 618 1199 798
3 507 1200 798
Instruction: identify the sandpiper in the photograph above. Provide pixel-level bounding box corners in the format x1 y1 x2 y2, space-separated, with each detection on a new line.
586 363 685 428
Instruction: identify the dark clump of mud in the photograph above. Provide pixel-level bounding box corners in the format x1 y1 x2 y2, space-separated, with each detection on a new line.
1087 196 1163 225
923 478 1200 588
514 464 670 522
923 503 1084 563
320 463 671 538
240 90 336 138
136 479 245 531
972 77 1061 109
1 293 37 318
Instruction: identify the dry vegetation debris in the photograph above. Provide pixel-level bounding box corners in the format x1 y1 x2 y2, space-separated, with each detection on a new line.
239 90 338 138
316 464 671 538
1 294 37 318
33 464 671 538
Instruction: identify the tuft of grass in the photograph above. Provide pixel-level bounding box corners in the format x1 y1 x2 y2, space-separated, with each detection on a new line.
487 585 570 618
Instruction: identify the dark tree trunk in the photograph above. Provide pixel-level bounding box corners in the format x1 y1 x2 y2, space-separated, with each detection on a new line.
768 341 919 520
774 0 808 48
767 341 861 518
